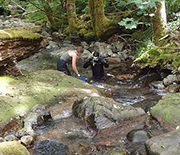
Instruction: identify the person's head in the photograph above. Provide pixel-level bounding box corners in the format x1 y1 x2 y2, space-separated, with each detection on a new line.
76 46 84 56
92 50 99 61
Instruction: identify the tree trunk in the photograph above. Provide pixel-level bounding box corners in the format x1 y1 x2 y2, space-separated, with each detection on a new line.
88 0 107 35
151 0 167 44
67 0 77 33
40 0 55 26
88 0 119 39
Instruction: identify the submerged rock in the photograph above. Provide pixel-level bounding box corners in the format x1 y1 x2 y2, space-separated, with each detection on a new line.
33 140 69 155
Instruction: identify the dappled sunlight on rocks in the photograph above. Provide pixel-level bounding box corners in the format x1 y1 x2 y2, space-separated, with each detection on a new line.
79 88 100 96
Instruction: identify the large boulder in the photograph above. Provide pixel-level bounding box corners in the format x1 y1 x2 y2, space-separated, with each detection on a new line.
72 96 146 129
0 70 107 128
0 141 30 155
145 129 180 155
0 28 49 76
163 74 180 87
150 93 180 130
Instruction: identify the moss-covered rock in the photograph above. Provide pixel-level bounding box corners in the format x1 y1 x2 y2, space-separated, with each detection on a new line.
0 141 30 155
0 28 49 76
0 70 107 128
0 28 42 40
84 31 96 42
78 28 87 36
134 46 180 73
150 93 180 129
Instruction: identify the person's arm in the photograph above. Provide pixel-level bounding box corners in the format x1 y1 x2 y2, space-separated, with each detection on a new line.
100 57 109 68
71 54 80 77
83 57 92 68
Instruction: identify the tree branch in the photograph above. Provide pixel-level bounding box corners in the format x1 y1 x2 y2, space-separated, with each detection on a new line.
10 0 27 12
6 9 43 19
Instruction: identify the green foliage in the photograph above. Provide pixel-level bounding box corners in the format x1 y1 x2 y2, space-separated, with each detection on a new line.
135 40 155 58
134 41 180 73
118 17 142 30
167 13 180 31
26 11 46 21
0 0 64 23
25 0 62 20
75 0 88 14
26 2 46 21
166 0 180 16
117 0 162 30
132 27 153 42
104 0 137 13
0 0 9 6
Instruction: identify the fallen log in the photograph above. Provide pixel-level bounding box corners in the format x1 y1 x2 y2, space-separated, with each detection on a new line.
0 28 49 76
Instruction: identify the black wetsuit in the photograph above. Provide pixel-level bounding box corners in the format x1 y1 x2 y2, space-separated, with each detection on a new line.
83 56 109 80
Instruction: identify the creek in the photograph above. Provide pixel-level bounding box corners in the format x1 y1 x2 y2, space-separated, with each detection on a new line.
18 43 169 155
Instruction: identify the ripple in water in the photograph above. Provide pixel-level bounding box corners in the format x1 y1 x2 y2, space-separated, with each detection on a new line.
115 96 146 106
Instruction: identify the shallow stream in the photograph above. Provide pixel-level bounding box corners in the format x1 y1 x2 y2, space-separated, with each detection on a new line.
18 46 169 155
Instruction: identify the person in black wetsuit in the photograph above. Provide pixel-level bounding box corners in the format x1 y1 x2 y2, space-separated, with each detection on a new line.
83 50 109 80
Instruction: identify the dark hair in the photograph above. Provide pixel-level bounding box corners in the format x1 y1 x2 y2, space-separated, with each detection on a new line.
77 46 84 53
93 50 99 57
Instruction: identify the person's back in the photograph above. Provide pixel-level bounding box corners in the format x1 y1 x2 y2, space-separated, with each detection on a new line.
60 52 72 63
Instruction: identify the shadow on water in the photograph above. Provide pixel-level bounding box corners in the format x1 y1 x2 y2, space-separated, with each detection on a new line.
18 49 169 155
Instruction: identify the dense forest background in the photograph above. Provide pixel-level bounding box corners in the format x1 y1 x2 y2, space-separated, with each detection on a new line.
0 0 180 73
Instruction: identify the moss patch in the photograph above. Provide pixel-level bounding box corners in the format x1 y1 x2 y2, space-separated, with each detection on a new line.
0 141 30 155
150 93 180 129
134 45 180 73
0 70 105 127
0 28 42 40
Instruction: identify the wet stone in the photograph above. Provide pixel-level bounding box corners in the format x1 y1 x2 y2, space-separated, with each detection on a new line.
126 129 151 143
33 140 69 155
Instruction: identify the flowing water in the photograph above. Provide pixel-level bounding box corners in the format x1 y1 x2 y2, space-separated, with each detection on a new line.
18 47 169 155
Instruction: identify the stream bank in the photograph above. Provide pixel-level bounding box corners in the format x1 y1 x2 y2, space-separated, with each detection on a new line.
0 41 180 154
0 53 175 155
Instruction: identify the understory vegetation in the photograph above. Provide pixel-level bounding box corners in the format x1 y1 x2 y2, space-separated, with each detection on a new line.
0 0 180 73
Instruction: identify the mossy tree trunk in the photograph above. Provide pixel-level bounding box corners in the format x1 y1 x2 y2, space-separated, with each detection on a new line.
151 0 167 45
88 0 107 36
88 0 119 39
67 0 78 33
